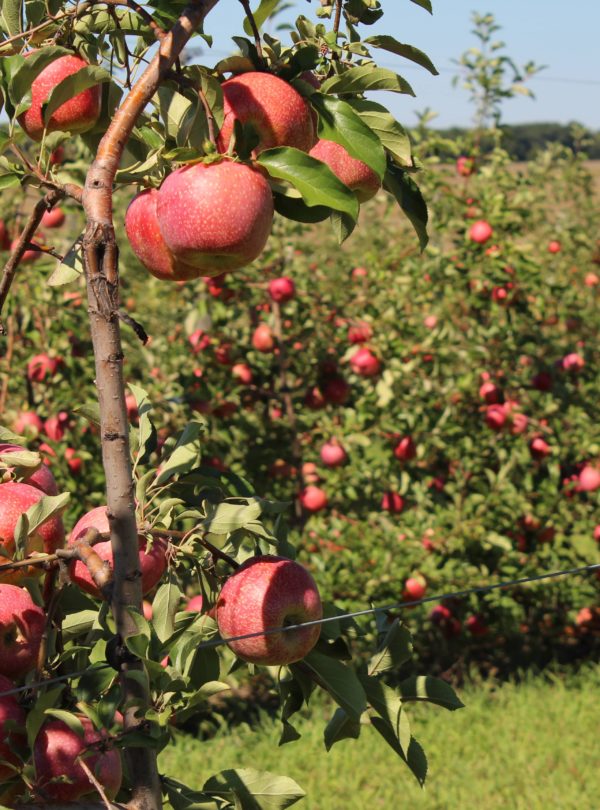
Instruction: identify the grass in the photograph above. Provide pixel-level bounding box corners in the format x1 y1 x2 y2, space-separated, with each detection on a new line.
159 668 600 809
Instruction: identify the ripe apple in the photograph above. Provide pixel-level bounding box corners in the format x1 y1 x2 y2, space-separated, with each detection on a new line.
0 674 25 780
49 145 64 165
479 381 500 404
393 436 416 462
465 614 489 636
529 437 551 460
125 393 139 425
0 220 11 250
300 485 328 512
562 352 584 372
214 343 232 365
381 491 404 514
68 506 168 598
548 240 561 254
594 525 600 543
531 370 552 391
584 272 599 287
578 465 600 492
403 575 426 601
423 314 438 329
350 347 380 377
10 239 41 263
40 207 65 228
216 555 322 665
0 443 58 495
125 189 201 281
0 482 65 584
468 219 493 244
13 411 43 436
18 54 102 142
485 404 506 431
347 321 372 344
456 155 475 176
252 323 275 353
157 161 274 274
142 600 153 621
64 447 83 475
43 411 69 442
351 266 367 279
320 441 347 468
0 584 46 678
309 138 380 202
217 72 315 155
322 375 350 404
268 276 295 303
232 363 253 385
34 716 122 802
185 594 204 612
27 353 59 382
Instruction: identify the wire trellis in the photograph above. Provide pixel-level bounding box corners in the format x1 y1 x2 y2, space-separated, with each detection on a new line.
1 561 598 700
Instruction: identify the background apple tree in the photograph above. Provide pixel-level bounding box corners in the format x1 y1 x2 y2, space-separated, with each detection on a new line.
0 1 464 808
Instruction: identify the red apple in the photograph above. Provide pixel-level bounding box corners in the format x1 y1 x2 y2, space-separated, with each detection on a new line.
185 595 204 613
18 54 102 142
252 323 275 353
320 441 347 468
157 161 274 275
423 314 438 329
0 220 11 250
10 239 41 263
456 155 475 177
68 506 167 598
40 207 65 228
352 266 368 279
0 674 25 780
393 436 416 462
485 404 506 431
43 411 69 442
217 72 315 155
381 491 404 514
469 220 493 244
65 447 83 475
216 555 322 665
584 272 599 287
0 584 45 678
531 370 552 391
232 363 253 385
479 381 500 404
189 329 211 353
548 240 561 254
562 352 584 372
529 437 550 460
34 716 122 802
300 485 327 512
0 444 58 495
268 276 295 303
49 146 64 165
125 189 201 281
13 411 43 436
214 343 232 365
322 375 350 405
466 614 489 636
142 600 153 621
27 353 59 382
347 322 372 344
594 525 600 543
309 138 380 202
578 465 600 492
125 393 139 425
0 482 65 584
403 575 426 601
350 347 380 377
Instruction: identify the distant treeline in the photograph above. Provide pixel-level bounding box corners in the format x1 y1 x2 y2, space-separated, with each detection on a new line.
432 122 600 161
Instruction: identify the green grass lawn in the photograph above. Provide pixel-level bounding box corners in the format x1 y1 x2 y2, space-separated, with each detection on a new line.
159 669 599 810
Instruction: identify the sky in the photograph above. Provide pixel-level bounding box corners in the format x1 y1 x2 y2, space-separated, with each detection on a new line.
200 0 600 130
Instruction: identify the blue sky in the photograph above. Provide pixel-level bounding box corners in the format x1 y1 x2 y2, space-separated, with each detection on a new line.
202 0 600 129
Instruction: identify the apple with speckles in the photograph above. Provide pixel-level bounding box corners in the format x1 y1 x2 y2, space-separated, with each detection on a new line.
309 139 380 202
0 584 46 677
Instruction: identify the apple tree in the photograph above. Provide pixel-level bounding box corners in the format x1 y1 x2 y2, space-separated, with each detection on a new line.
0 1 463 808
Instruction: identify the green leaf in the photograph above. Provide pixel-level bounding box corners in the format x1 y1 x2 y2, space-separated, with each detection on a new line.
128 383 156 466
330 210 356 244
273 191 330 224
152 579 183 643
258 147 359 220
321 65 415 96
73 401 101 428
203 768 305 810
370 717 428 786
0 448 40 470
0 0 23 38
62 609 99 640
311 93 386 179
0 173 20 189
359 672 403 738
26 686 65 749
157 85 194 141
42 65 111 125
47 238 84 286
162 775 223 810
368 619 413 676
0 426 25 444
346 98 412 166
154 420 205 485
202 498 263 535
383 163 428 250
243 0 280 34
398 675 465 710
302 651 367 720
409 0 432 12
323 707 361 750
43 710 85 736
364 36 438 75
14 493 69 549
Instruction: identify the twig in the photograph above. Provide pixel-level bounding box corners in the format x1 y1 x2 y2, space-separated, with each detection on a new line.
198 88 217 146
237 0 264 62
0 190 64 334
79 758 114 810
333 0 343 37
118 309 149 344
144 526 239 569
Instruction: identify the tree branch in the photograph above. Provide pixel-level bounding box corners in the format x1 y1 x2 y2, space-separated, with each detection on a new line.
238 0 264 62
